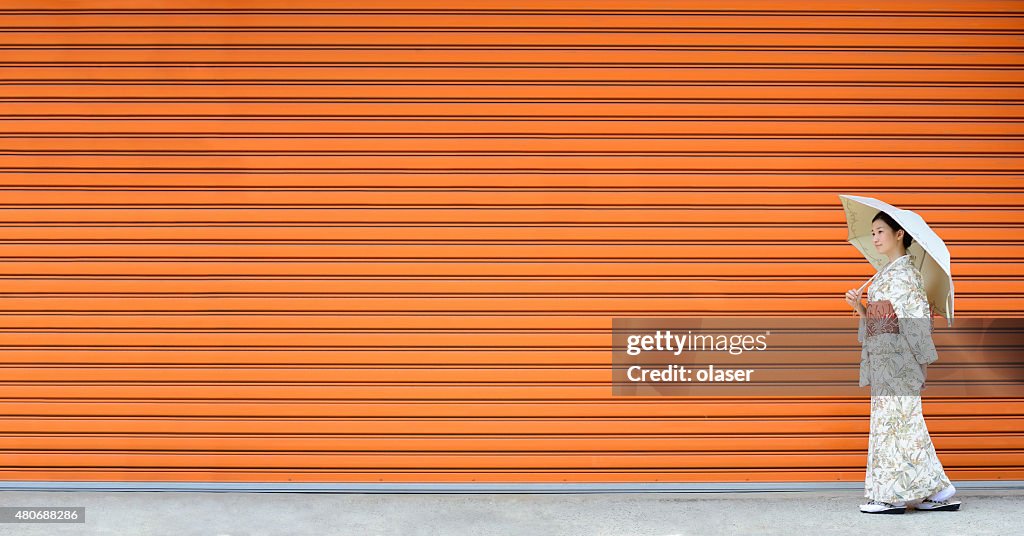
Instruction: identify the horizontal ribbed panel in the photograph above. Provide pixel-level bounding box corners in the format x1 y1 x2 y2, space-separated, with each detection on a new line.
0 0 1022 484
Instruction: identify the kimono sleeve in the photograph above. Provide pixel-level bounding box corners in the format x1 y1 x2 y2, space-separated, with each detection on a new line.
890 264 939 366
858 346 870 387
857 317 869 387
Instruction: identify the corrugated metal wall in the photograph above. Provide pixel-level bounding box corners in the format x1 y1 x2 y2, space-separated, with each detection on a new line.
0 0 1022 484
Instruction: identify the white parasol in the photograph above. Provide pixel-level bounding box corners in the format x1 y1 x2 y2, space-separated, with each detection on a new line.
839 194 954 327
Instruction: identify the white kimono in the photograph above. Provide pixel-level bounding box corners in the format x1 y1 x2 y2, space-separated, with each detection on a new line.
857 254 952 503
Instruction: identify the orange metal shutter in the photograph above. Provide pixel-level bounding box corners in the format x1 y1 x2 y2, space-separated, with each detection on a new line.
0 0 1022 486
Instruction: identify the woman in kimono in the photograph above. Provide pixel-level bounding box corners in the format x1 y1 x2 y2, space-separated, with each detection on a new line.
844 210 960 514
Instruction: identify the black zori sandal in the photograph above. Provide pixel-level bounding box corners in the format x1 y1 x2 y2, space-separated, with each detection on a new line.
859 499 907 514
916 498 961 511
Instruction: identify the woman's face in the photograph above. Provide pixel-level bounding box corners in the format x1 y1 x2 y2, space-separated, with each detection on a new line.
871 218 904 256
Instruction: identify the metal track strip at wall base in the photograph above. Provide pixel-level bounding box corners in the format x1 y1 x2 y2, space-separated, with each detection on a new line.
0 481 1022 494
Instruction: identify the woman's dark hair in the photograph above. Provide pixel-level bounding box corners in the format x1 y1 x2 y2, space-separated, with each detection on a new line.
872 211 913 249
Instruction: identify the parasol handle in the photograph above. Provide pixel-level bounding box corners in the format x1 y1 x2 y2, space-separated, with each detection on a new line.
856 272 879 296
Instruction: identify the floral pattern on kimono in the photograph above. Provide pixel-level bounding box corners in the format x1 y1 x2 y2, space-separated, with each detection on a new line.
857 254 938 393
856 254 952 504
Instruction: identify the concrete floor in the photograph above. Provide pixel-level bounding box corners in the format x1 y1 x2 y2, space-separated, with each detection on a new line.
0 489 1020 536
